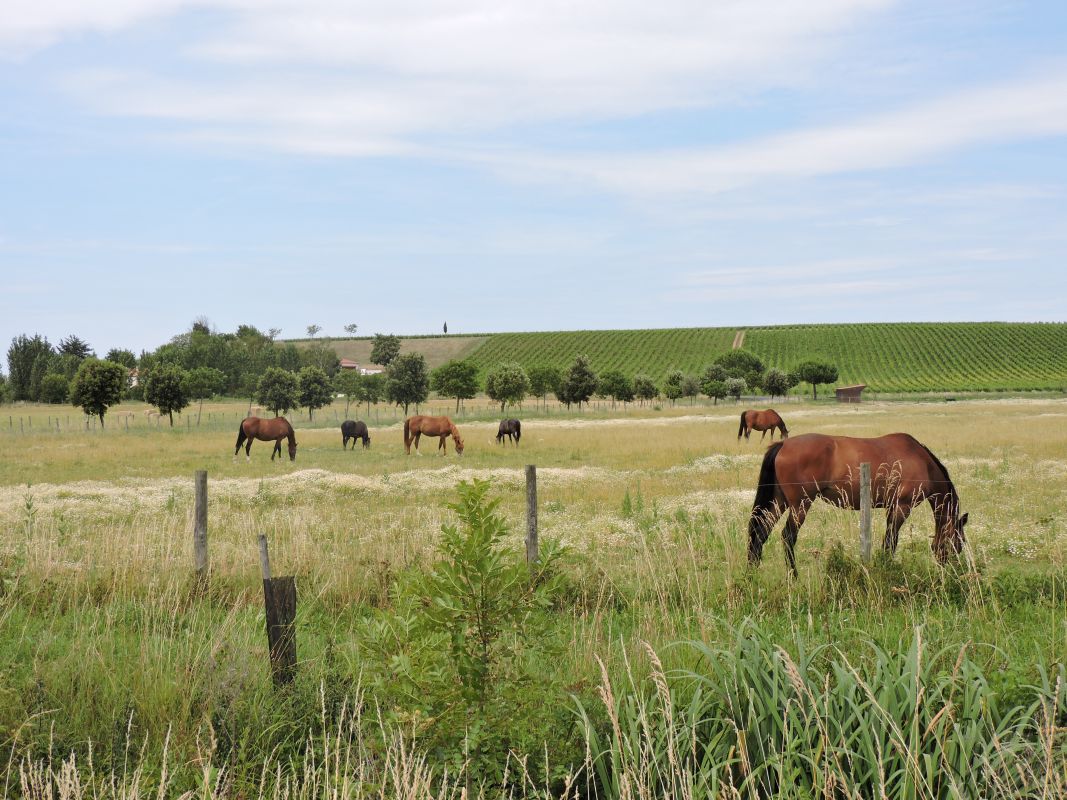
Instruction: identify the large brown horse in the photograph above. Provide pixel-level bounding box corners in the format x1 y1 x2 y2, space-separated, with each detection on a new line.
234 416 297 461
404 415 464 455
738 409 788 442
748 433 967 575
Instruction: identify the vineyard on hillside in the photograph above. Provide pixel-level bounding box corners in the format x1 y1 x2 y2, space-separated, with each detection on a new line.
457 323 1067 392
743 323 1067 392
464 327 737 382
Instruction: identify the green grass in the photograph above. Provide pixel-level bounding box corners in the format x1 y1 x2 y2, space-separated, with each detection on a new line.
2 398 1066 796
311 322 1067 392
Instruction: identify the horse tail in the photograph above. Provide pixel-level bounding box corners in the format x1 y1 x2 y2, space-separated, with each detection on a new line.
235 420 247 450
515 420 521 443
738 411 747 439
403 418 412 451
748 441 785 551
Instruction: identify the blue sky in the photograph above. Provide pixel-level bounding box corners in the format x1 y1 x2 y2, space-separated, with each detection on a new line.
2 0 1066 357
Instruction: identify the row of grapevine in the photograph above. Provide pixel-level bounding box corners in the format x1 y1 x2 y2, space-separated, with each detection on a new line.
741 323 1067 392
459 323 1067 393
465 327 738 383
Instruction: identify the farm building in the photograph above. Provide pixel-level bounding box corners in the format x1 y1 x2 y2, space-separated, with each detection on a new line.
835 384 867 403
339 358 385 375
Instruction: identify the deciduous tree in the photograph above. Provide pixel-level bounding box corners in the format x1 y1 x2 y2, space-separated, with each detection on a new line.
431 359 479 413
485 362 530 412
794 360 839 400
257 367 299 416
371 333 402 367
69 359 126 427
144 364 190 425
386 352 429 415
298 365 333 421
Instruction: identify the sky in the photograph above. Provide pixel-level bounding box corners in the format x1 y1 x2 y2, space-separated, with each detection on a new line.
2 0 1066 358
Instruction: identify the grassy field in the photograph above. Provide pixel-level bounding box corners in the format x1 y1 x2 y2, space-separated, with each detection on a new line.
2 397 1066 797
308 322 1067 393
293 334 487 370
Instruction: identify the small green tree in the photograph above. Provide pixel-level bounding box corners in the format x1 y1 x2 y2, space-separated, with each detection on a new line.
343 323 358 336
371 333 402 367
714 350 765 391
69 359 126 427
39 373 70 404
725 377 747 401
144 364 190 425
58 334 93 359
386 352 429 415
485 362 530 412
663 369 686 406
104 348 137 370
184 366 225 425
298 365 333 421
681 374 701 405
363 480 565 786
527 365 562 409
257 367 299 416
700 364 729 405
559 354 598 410
333 369 363 416
632 374 658 405
597 369 633 409
763 368 791 399
794 360 839 400
360 372 386 414
306 324 322 338
431 359 479 413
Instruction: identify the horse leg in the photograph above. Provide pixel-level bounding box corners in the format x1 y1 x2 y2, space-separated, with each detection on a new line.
439 436 447 456
748 500 785 565
782 502 810 577
234 429 246 461
414 432 422 456
884 503 911 555
760 428 768 442
272 439 282 461
245 438 253 461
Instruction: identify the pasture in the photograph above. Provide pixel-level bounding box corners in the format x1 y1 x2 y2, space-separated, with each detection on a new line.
2 397 1066 797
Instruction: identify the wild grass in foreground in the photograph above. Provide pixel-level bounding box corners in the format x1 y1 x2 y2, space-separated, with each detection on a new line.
2 400 1066 796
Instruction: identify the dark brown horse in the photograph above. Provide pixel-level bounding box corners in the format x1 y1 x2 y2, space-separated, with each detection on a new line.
748 433 967 575
739 409 788 442
404 415 464 455
341 419 370 449
496 418 521 445
234 416 297 461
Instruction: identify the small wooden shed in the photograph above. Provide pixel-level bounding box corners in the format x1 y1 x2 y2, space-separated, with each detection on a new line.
835 384 867 403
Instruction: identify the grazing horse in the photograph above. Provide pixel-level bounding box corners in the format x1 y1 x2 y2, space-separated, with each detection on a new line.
341 419 371 449
496 418 521 446
234 416 297 462
404 415 464 456
748 433 967 575
738 409 788 442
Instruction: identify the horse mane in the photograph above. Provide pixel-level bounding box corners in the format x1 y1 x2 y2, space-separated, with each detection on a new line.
916 439 954 493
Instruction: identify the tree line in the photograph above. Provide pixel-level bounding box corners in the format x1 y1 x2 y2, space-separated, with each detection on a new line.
2 324 839 425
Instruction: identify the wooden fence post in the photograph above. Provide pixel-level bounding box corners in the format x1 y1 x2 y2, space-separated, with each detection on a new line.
525 465 539 565
258 534 297 686
194 470 209 584
859 462 872 562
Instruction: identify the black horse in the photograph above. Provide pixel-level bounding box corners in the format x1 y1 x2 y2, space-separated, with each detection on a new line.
496 418 521 446
341 419 371 449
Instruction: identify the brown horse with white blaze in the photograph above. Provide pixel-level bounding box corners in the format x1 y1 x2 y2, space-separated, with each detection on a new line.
748 433 967 575
234 416 297 461
404 415 464 455
739 409 788 442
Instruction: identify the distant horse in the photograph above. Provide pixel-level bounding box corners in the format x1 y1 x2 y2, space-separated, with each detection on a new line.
748 433 967 575
341 419 370 449
739 409 788 442
234 416 297 461
404 415 464 456
496 418 521 445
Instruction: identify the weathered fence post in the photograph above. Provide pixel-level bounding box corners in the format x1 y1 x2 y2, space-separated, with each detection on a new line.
525 465 539 565
257 534 297 686
859 462 872 562
194 470 209 585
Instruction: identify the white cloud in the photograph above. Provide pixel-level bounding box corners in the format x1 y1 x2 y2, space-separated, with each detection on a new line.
501 71 1067 194
50 1 893 153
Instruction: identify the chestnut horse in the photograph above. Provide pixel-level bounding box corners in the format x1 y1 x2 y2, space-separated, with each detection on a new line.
234 416 297 461
748 433 967 575
738 409 788 442
496 418 521 445
404 415 464 455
